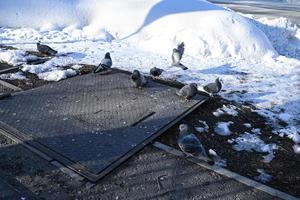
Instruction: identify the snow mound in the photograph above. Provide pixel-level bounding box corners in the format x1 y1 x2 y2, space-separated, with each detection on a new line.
214 121 233 136
0 0 277 59
251 17 300 59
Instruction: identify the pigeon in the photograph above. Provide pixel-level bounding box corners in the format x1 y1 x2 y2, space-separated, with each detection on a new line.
176 83 198 100
177 42 185 59
150 67 164 77
37 41 57 56
131 70 147 88
171 42 188 70
177 124 208 159
94 52 112 73
203 78 222 95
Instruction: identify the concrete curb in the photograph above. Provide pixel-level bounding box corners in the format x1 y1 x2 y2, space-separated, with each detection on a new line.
153 142 300 200
0 80 22 92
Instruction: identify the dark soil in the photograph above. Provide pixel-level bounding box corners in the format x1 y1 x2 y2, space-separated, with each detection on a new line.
159 96 300 197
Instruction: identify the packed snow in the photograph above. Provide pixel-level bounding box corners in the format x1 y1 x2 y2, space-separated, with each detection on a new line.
212 105 239 117
0 0 299 156
214 121 233 136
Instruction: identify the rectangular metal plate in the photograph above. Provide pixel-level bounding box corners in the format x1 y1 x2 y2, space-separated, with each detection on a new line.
0 71 207 181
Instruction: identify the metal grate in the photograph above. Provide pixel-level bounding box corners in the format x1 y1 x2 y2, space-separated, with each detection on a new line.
0 71 207 181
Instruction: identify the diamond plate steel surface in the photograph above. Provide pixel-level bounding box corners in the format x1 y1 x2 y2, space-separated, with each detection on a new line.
0 72 207 180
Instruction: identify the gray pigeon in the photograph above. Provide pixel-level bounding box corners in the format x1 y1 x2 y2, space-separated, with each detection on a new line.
171 42 188 70
94 52 112 73
150 67 164 77
177 124 208 159
203 78 222 95
131 70 147 88
37 41 57 56
176 83 198 100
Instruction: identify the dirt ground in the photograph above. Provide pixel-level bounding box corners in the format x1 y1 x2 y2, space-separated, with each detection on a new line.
0 51 299 198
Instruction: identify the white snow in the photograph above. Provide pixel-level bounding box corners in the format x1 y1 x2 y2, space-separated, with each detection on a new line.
0 72 27 80
214 121 233 136
243 123 252 128
0 50 36 66
212 105 238 117
293 144 300 154
231 132 277 163
0 0 277 59
254 169 272 183
71 64 83 70
0 0 299 154
38 69 77 82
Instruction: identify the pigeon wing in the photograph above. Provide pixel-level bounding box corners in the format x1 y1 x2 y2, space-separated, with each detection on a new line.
100 58 112 68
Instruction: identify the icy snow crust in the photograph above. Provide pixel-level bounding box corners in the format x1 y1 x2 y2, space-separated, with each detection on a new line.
0 1 299 151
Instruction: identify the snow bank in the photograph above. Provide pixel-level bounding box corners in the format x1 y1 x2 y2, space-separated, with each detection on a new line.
250 17 300 59
0 0 277 59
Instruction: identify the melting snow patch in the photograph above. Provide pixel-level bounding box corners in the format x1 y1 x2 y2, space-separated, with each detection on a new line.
293 145 300 154
71 64 83 70
38 69 77 81
232 132 277 163
214 121 233 136
0 72 27 80
195 120 209 133
0 50 36 66
254 169 272 183
243 123 252 128
275 126 300 144
212 105 238 117
251 128 261 135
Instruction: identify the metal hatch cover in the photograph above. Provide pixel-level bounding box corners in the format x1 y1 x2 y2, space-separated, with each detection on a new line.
0 71 207 181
